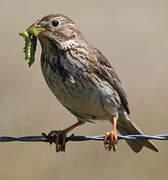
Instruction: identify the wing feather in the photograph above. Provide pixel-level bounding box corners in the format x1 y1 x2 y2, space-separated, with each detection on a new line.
92 48 130 114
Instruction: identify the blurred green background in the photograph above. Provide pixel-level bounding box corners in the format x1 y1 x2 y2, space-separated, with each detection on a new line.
0 0 168 179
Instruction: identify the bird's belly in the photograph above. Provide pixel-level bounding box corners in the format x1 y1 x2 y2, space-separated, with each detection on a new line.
41 61 114 120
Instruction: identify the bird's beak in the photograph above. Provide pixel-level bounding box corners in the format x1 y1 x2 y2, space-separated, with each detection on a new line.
27 24 46 37
33 25 46 34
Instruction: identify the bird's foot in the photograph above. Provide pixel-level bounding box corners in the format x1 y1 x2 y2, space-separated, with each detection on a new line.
104 130 118 152
42 130 67 152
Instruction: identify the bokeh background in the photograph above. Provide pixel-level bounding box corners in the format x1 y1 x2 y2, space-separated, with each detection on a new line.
0 0 168 179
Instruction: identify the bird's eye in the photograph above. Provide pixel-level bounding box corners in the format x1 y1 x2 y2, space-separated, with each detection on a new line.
52 20 59 27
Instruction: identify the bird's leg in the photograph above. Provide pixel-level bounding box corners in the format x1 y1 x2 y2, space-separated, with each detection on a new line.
104 116 118 152
45 121 83 152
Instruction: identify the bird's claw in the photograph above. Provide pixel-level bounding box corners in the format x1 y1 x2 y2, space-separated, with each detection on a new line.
104 131 118 152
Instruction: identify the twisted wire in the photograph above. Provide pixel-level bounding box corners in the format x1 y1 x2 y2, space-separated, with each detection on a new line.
0 134 167 143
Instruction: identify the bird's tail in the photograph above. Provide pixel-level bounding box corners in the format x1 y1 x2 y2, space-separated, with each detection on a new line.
117 112 159 153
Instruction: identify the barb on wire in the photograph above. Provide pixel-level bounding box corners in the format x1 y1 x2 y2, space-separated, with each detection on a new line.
0 134 168 143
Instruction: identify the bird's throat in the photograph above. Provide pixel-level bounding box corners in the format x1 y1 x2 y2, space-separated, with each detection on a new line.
59 39 79 50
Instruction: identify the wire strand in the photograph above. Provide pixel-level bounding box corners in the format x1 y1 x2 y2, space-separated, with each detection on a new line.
0 134 167 143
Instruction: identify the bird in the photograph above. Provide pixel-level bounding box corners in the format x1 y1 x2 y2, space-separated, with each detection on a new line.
27 14 158 153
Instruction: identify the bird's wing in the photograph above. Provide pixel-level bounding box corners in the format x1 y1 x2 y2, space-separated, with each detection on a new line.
90 47 130 114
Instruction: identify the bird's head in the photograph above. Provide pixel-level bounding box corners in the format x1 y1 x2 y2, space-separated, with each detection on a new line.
29 14 85 50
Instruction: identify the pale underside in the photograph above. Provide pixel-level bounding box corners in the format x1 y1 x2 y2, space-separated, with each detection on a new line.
41 53 123 123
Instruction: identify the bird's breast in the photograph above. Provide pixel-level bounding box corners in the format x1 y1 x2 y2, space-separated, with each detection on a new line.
41 53 117 121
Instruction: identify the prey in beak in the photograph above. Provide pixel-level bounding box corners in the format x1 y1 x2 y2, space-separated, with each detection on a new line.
19 23 46 67
28 25 46 37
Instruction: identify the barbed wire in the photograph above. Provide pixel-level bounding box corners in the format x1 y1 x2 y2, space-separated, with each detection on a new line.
0 134 168 144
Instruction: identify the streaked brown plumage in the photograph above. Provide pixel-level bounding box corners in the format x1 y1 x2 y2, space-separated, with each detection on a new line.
29 14 158 152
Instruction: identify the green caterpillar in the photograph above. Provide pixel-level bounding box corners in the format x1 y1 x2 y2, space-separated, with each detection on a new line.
19 27 40 67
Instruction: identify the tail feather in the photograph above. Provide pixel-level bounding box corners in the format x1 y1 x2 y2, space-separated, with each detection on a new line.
117 113 159 153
